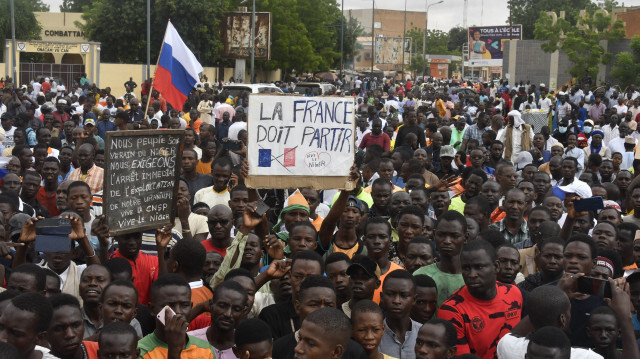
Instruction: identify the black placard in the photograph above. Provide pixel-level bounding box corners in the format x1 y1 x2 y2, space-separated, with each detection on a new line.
104 130 184 236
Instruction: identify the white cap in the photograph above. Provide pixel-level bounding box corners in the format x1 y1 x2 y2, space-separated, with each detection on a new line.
558 181 592 199
540 83 546 88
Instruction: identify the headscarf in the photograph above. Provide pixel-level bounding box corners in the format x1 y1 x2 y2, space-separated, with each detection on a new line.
273 189 310 240
590 129 605 154
508 110 525 128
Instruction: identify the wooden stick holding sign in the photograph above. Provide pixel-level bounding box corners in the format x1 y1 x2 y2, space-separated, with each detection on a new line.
103 129 184 236
245 94 356 190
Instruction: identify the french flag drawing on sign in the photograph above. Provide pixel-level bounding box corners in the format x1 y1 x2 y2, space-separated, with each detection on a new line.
284 148 296 167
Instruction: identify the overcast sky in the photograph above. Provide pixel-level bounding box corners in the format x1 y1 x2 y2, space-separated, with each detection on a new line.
43 0 640 32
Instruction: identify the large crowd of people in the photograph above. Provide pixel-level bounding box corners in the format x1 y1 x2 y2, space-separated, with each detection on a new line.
0 72 638 359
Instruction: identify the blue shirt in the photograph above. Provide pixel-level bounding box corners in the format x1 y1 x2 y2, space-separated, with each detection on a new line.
578 108 588 122
96 121 117 139
391 175 406 188
216 121 232 139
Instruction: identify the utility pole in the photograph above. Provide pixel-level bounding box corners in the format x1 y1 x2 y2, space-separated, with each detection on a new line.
250 0 256 83
340 0 344 79
401 0 407 79
371 0 375 76
423 1 443 79
147 0 150 81
10 0 16 82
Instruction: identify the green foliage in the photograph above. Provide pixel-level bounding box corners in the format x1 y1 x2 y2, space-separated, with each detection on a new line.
405 27 456 56
508 0 592 40
611 36 640 88
80 0 226 65
447 26 467 53
0 0 43 60
80 0 345 75
534 9 625 78
59 0 91 12
336 16 364 69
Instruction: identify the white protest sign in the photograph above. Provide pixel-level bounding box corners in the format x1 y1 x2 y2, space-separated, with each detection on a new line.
246 94 356 189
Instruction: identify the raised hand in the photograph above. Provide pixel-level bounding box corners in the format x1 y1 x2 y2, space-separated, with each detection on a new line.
156 225 173 249
265 258 292 279
263 235 285 260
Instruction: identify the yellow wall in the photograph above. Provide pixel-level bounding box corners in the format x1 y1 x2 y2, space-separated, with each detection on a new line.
2 61 281 93
97 64 281 98
34 12 86 42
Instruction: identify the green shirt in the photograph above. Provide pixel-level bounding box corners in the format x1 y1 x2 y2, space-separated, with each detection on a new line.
448 196 465 214
138 332 215 359
413 263 465 314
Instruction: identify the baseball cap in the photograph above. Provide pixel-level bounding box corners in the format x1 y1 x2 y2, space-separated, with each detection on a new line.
602 200 621 212
347 254 381 279
84 118 96 126
346 195 363 214
58 99 67 105
9 213 31 242
439 145 456 158
558 181 592 199
515 151 533 170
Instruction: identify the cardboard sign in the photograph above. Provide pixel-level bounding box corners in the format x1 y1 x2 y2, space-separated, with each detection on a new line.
104 130 183 236
246 94 356 189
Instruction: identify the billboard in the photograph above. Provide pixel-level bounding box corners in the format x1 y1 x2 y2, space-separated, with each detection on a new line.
221 12 271 60
467 25 521 66
374 37 411 65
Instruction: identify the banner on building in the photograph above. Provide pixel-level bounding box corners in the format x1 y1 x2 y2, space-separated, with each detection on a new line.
467 25 521 66
375 37 411 65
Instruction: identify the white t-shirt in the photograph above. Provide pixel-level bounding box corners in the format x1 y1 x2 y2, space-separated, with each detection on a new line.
497 333 603 359
539 97 553 112
228 121 247 141
2 126 16 148
194 187 231 209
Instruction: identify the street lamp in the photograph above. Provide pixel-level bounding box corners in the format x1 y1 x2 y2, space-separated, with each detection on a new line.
422 0 443 79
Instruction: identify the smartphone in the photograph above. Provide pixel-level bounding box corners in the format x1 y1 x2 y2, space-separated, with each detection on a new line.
576 276 612 298
156 305 176 325
35 235 72 253
35 218 72 236
221 138 242 151
574 196 604 212
253 199 271 218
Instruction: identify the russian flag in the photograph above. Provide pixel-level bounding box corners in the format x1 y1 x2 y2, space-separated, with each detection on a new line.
154 21 203 110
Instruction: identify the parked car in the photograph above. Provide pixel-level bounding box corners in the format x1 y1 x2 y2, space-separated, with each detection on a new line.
292 82 337 96
222 83 283 98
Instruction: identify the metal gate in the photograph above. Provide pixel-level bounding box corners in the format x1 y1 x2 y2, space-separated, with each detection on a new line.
19 63 85 88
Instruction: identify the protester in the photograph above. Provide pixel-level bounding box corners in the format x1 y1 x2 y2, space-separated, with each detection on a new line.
4 62 640 359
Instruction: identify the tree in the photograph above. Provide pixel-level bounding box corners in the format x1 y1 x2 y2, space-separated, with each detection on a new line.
0 0 44 60
296 0 341 71
334 16 364 69
447 26 467 53
508 0 592 40
611 36 640 88
80 0 226 65
405 27 454 56
59 0 91 12
534 8 625 79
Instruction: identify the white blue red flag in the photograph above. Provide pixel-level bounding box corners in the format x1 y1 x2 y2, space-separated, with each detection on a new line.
154 21 203 109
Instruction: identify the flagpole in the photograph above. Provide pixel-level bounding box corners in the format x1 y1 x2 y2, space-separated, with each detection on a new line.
144 20 171 121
